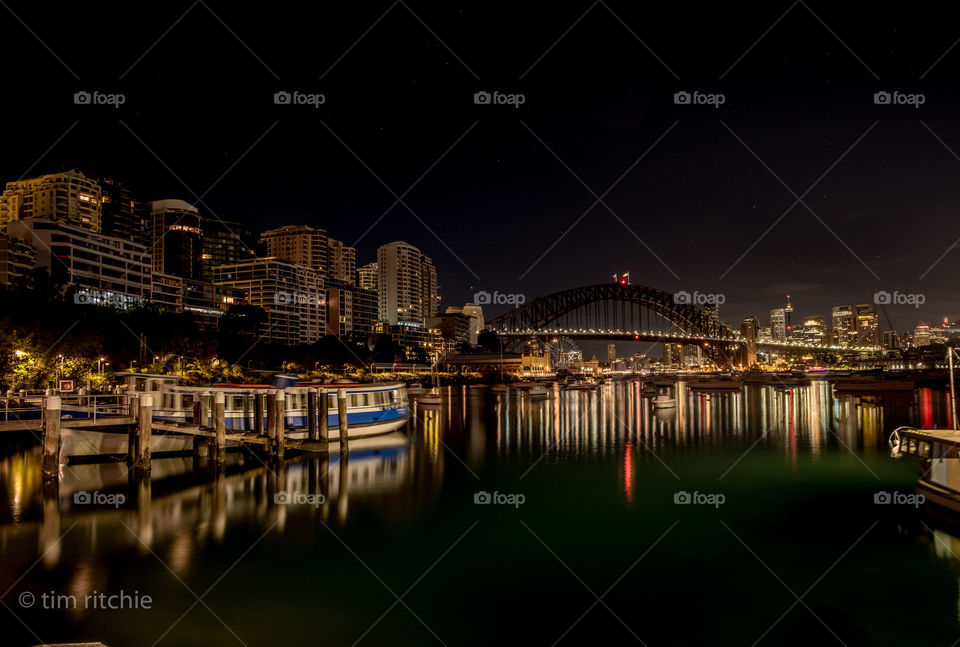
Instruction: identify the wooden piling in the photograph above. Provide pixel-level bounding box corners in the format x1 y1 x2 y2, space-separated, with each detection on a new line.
337 388 349 454
213 391 226 464
41 396 61 481
275 389 286 458
136 394 153 472
128 394 139 464
308 389 319 441
254 392 265 435
266 390 277 442
319 388 329 442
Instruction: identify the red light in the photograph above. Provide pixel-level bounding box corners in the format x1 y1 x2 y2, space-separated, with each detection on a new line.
620 280 626 285
634 335 639 340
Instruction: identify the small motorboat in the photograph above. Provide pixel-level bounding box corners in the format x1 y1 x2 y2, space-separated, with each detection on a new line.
527 385 548 397
652 394 676 409
417 390 442 405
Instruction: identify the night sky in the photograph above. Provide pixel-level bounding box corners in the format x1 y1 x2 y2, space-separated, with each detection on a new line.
4 1 960 342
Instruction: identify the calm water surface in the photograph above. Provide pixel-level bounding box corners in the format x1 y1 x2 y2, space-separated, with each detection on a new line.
1 379 958 646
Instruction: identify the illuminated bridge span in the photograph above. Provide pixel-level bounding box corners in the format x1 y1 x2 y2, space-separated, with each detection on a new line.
486 283 881 357
487 283 736 343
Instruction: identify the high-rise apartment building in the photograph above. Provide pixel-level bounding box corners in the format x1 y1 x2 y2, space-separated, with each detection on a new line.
151 200 203 280
260 225 328 274
327 237 356 284
213 258 325 345
0 232 36 286
99 176 149 246
0 169 102 232
357 262 378 291
377 241 440 326
201 217 259 279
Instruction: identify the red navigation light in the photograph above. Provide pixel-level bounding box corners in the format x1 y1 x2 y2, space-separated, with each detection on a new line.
633 334 639 340
620 279 626 285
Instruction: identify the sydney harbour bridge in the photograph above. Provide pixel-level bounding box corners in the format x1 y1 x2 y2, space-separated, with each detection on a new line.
485 283 880 367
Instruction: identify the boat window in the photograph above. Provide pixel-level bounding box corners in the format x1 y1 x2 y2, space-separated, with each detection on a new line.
233 396 245 411
135 378 145 392
918 442 931 458
182 393 194 409
327 393 335 410
908 439 917 454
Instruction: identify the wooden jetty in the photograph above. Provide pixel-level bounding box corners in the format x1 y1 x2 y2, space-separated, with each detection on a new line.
21 388 357 484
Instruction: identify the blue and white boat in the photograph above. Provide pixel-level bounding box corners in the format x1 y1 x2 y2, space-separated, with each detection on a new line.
59 374 410 459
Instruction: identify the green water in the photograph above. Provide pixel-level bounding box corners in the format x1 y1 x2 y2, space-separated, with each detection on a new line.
0 380 958 646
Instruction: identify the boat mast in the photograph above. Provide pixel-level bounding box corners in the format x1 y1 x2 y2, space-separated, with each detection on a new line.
950 346 958 431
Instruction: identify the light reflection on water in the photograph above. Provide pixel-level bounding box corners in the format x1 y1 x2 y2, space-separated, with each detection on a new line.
0 378 959 645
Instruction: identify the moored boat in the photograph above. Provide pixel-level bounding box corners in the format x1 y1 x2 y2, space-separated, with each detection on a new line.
890 426 960 512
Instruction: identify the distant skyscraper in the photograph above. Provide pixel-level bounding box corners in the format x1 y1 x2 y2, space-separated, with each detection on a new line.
0 169 102 232
377 241 440 326
784 294 794 339
802 316 825 344
260 225 328 274
832 305 855 347
357 262 378 291
327 237 356 284
740 316 758 341
151 200 203 280
607 343 616 363
882 329 899 350
770 308 786 342
854 304 879 346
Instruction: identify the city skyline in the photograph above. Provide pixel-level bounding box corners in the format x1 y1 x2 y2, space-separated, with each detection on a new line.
4 3 960 335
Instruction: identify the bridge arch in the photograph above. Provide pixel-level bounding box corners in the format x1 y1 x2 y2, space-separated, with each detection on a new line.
485 283 736 340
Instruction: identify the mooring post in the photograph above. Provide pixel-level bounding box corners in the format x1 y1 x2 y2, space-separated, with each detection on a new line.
337 388 349 454
319 388 329 442
41 395 61 481
128 394 140 464
308 388 319 441
213 391 226 465
274 389 286 459
136 394 152 472
254 392 265 435
266 389 277 444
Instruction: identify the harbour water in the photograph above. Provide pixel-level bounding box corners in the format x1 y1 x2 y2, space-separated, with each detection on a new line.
1 379 959 646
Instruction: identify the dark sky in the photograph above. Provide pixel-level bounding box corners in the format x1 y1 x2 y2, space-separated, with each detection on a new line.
4 1 960 342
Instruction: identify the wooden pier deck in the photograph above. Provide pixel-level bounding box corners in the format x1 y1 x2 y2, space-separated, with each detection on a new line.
25 387 354 483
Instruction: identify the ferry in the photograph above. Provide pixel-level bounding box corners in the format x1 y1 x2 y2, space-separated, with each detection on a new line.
890 426 960 513
60 373 410 459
